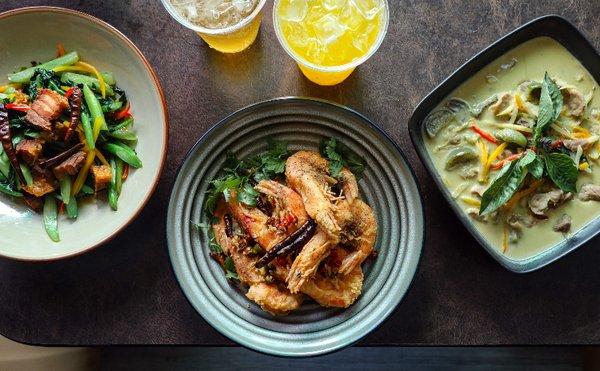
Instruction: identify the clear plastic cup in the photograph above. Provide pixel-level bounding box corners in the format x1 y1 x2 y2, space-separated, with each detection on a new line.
273 0 389 86
161 0 267 53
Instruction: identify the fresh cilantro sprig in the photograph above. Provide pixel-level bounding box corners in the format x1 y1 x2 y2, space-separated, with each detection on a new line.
320 138 366 178
204 139 290 217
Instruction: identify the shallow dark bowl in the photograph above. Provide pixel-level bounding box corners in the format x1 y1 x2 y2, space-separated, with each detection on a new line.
408 15 600 273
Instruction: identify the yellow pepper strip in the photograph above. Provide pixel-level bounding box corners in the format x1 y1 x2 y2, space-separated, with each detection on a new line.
505 179 545 212
52 66 90 74
0 85 7 93
579 162 590 171
93 116 103 142
461 196 481 207
502 223 509 253
94 149 109 166
573 126 591 139
483 142 508 182
72 151 96 196
477 139 488 183
76 125 87 148
515 93 526 112
75 61 106 98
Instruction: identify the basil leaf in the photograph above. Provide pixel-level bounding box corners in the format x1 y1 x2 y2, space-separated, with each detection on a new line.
544 153 577 193
526 154 544 179
479 151 536 216
534 73 562 142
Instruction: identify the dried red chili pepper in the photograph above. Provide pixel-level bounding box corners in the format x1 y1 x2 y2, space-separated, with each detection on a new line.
0 107 26 185
64 86 82 141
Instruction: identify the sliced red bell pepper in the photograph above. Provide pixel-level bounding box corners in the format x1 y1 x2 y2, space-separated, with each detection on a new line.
470 124 498 144
5 103 31 112
113 101 131 120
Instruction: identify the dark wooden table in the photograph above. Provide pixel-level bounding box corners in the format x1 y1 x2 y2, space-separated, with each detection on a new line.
1 0 600 346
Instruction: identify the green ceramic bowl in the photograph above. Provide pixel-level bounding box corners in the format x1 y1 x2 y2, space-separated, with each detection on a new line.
167 98 423 357
0 7 168 261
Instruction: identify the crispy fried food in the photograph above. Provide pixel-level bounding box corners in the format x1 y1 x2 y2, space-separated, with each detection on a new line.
213 200 302 315
338 199 377 275
246 283 304 315
228 180 308 250
285 151 358 243
286 227 331 293
300 266 363 308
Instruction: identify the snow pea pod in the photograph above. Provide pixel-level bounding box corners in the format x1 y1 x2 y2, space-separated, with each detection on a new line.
43 196 60 242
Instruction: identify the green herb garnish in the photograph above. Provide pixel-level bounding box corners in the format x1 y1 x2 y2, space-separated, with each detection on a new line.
534 73 563 142
320 137 366 178
224 256 239 281
543 153 578 193
479 150 537 215
204 139 290 217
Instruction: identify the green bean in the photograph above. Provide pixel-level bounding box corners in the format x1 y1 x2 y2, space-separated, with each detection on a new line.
66 195 78 219
79 184 95 196
82 84 107 131
43 196 60 242
8 52 79 83
108 157 118 211
111 117 134 131
103 142 142 168
60 72 115 96
101 71 116 86
0 183 22 197
59 176 71 205
0 151 10 180
81 110 95 150
19 163 33 186
109 129 137 142
115 158 124 195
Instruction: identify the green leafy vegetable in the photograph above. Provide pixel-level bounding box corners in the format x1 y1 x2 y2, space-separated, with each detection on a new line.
534 73 563 142
204 139 290 217
320 138 366 178
526 155 544 179
224 256 239 281
479 151 537 215
544 153 578 193
192 221 223 254
25 69 63 99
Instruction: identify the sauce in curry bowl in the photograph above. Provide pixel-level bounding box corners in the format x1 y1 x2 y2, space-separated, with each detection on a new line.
423 37 600 261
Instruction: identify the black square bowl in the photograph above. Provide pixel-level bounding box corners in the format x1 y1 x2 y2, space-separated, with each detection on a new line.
408 15 600 273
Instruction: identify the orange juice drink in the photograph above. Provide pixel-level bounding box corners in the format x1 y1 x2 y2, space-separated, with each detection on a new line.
274 0 389 85
162 0 267 53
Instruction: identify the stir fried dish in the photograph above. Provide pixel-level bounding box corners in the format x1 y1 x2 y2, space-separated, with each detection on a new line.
424 37 600 260
0 45 142 242
197 138 377 315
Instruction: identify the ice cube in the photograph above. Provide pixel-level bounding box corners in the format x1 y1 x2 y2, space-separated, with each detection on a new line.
323 0 347 11
283 22 311 48
305 39 325 64
350 0 383 20
339 1 364 30
279 0 309 22
313 14 346 46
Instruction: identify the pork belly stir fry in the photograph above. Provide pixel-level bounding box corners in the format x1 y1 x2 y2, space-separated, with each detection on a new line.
195 139 377 315
0 46 141 242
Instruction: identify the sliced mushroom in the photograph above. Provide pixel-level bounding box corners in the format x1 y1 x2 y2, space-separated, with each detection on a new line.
490 93 513 116
578 184 600 202
561 87 585 117
553 214 572 233
528 189 571 218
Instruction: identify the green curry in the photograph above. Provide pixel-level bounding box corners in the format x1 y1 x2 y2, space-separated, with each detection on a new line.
423 37 600 260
